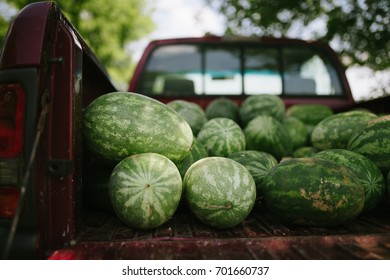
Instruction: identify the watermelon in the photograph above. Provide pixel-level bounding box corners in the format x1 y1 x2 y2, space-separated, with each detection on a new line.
167 100 208 135
347 115 390 172
305 124 315 145
244 115 293 160
183 157 256 229
83 92 193 163
197 118 246 157
292 146 320 158
176 137 208 178
314 149 385 213
311 110 377 150
228 150 278 195
239 94 285 126
285 104 333 125
263 157 365 226
283 117 308 150
205 97 240 124
109 153 182 229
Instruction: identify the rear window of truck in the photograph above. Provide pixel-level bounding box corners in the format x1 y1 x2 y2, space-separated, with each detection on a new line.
136 43 344 97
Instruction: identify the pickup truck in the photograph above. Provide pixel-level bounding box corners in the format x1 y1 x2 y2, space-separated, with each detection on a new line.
0 1 389 260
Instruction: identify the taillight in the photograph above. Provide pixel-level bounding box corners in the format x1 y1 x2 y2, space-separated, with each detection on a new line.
48 249 80 260
0 187 20 218
0 84 25 218
0 84 25 157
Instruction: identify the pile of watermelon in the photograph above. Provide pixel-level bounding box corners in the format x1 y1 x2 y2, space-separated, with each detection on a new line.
83 92 390 229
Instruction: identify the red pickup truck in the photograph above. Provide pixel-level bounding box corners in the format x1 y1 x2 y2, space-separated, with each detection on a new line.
0 2 389 259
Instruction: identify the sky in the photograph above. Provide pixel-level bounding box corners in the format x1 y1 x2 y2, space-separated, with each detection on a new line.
128 0 225 62
148 0 225 39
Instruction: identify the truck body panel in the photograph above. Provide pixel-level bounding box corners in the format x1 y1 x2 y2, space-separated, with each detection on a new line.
0 2 389 259
0 2 115 258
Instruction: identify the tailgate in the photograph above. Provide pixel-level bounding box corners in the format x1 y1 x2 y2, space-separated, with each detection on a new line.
48 202 390 260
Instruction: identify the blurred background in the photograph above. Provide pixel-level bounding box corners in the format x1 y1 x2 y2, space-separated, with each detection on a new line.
1 0 389 101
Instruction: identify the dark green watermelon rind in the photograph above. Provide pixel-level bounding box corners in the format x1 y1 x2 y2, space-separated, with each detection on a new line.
228 150 278 194
244 115 293 160
283 117 308 150
292 146 320 158
197 118 246 157
347 115 390 173
183 157 256 229
205 97 240 124
285 104 333 125
263 158 365 227
314 149 385 213
83 92 193 163
239 94 285 126
176 137 209 178
311 110 377 150
167 100 208 135
109 153 183 230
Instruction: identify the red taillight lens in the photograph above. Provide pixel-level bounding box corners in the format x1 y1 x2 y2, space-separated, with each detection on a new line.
48 249 80 260
0 84 25 157
0 84 24 218
0 187 20 218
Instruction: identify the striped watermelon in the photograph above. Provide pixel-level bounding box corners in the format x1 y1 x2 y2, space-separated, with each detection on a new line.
311 110 377 150
244 115 293 160
263 157 365 226
347 115 390 172
205 97 240 124
283 117 308 150
183 157 256 229
285 104 333 125
83 92 193 163
228 150 277 196
305 124 315 145
197 118 246 157
239 94 285 126
167 100 208 135
176 137 208 178
109 153 182 229
292 146 320 158
314 149 385 213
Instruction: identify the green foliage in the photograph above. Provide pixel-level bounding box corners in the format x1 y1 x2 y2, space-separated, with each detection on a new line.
208 0 390 71
1 0 154 85
0 16 8 49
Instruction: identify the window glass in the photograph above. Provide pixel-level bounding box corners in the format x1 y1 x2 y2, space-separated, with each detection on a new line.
283 48 343 95
204 47 241 95
139 43 344 97
244 48 282 95
141 45 201 95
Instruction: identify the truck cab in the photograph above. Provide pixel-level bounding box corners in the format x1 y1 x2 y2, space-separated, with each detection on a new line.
129 36 355 111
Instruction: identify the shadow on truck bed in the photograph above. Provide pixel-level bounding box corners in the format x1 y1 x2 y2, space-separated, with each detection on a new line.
49 201 390 260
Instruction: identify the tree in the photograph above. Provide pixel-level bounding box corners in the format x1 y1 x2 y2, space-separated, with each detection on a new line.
207 0 390 71
0 16 8 47
1 0 154 86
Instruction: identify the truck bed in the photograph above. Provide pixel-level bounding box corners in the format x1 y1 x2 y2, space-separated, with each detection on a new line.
49 201 390 259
